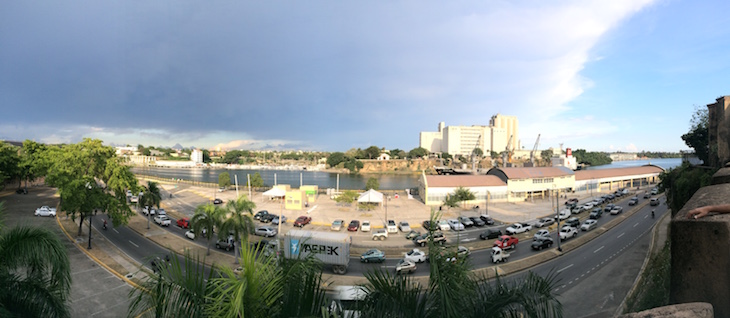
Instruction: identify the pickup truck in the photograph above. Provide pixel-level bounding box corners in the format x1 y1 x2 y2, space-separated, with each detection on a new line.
154 215 171 227
491 247 510 263
559 226 578 241
505 223 532 235
493 235 519 250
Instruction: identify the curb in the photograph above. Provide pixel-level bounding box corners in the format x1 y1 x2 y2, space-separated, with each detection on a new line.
614 208 670 316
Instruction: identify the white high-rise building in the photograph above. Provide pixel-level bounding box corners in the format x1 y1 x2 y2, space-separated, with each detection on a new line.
191 149 203 163
419 114 519 156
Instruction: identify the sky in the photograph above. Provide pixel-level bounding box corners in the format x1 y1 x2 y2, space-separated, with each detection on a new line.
2 0 729 153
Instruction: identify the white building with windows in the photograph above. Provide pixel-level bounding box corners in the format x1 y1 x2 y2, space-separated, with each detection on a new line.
419 114 520 157
191 149 203 164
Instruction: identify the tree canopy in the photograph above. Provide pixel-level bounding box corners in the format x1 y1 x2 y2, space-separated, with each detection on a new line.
408 147 429 159
218 172 232 188
365 177 380 191
681 105 710 165
571 149 612 166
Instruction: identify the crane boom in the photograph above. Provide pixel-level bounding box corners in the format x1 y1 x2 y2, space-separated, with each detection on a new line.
530 134 541 165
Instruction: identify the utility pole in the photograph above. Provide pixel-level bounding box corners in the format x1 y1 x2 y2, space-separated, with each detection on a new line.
555 187 562 252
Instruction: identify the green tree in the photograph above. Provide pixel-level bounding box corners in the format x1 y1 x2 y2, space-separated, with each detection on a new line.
0 202 72 318
221 195 256 264
191 203 225 256
541 149 554 165
343 158 364 173
18 140 48 191
218 172 232 188
326 152 346 167
472 147 484 158
390 149 406 159
44 139 139 240
250 172 264 188
659 162 718 213
572 149 612 166
365 177 380 191
0 142 20 186
202 149 212 163
408 147 429 159
490 151 499 159
364 146 381 159
441 152 453 161
334 190 359 204
141 181 161 229
681 105 710 165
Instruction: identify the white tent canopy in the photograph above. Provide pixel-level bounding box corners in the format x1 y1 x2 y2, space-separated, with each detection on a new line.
357 189 383 203
263 187 286 198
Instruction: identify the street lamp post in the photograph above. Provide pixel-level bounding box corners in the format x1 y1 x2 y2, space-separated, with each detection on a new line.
88 209 96 249
555 187 562 252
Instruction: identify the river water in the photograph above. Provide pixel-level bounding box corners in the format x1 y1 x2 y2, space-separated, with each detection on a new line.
132 158 682 190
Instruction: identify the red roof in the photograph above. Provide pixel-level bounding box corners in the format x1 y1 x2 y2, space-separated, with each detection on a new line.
425 175 506 188
574 165 664 180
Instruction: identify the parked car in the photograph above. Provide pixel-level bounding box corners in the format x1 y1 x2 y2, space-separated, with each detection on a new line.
360 249 385 263
387 220 398 233
35 206 57 217
559 226 578 241
255 226 277 237
565 198 579 205
395 259 417 274
628 197 639 206
261 214 276 223
536 217 555 228
404 248 428 263
213 198 223 205
458 216 474 227
217 187 226 192
479 214 495 225
470 216 486 227
480 228 503 240
558 209 571 220
493 235 519 250
405 230 421 240
398 221 411 232
361 220 371 232
294 216 312 227
606 193 616 200
372 229 388 240
438 220 451 231
531 237 554 250
254 210 270 221
589 208 603 219
564 217 580 228
421 220 437 231
581 219 598 231
447 219 464 231
347 220 360 231
331 219 344 231
650 198 660 206
272 215 287 225
533 229 550 241
176 218 190 228
610 206 624 215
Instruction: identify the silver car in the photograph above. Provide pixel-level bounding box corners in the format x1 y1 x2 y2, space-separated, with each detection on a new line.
255 226 277 237
395 259 417 274
580 219 598 231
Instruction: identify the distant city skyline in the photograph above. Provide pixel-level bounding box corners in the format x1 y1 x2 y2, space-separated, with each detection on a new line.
2 1 727 153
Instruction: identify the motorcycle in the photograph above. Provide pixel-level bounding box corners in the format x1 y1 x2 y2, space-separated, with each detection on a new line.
651 210 655 218
103 220 107 230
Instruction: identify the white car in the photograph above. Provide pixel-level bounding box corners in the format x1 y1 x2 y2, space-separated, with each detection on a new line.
404 248 428 263
386 220 398 233
34 206 57 217
582 202 594 210
255 226 277 237
154 215 171 226
447 219 464 231
184 230 196 240
581 219 598 231
372 229 388 240
536 217 555 227
438 220 451 231
558 209 571 220
533 229 550 241
610 206 624 215
360 220 371 232
398 221 411 233
559 226 578 241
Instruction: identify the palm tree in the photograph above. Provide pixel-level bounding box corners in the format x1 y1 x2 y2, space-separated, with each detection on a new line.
191 203 225 256
141 181 161 229
220 195 256 264
0 202 73 318
127 251 212 318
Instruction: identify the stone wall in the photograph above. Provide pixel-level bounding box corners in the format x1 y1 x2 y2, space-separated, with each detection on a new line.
707 96 730 167
669 167 730 317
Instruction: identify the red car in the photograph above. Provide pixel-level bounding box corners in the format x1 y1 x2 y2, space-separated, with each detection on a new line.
176 218 190 229
294 216 312 227
347 220 360 231
493 235 519 250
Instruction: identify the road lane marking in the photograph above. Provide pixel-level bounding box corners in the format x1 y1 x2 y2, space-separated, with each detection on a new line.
617 233 625 238
557 264 573 273
633 223 639 227
129 241 139 248
113 229 119 234
594 246 604 253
